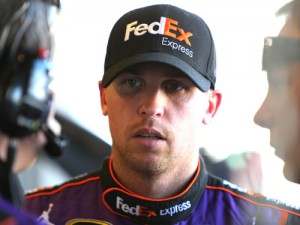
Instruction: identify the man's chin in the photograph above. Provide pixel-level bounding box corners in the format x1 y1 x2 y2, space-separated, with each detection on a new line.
283 164 300 184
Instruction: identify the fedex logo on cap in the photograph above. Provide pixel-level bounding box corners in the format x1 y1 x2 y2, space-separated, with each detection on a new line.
124 17 193 46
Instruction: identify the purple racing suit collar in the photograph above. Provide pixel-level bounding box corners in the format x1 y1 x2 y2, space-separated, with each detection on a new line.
100 156 208 225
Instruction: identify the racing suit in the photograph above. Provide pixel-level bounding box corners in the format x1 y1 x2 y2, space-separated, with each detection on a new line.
24 156 300 225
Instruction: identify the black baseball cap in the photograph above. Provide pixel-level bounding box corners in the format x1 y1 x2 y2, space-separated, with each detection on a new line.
102 4 216 92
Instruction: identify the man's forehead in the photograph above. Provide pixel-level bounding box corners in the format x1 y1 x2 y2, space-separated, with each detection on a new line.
267 61 300 80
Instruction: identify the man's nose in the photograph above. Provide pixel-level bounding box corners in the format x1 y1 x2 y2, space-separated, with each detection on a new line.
138 89 165 117
254 98 271 129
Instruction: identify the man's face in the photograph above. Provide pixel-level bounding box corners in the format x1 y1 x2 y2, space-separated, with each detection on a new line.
254 13 300 183
100 62 221 176
13 131 47 172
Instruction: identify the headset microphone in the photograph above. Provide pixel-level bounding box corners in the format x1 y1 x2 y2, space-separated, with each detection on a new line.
43 124 69 158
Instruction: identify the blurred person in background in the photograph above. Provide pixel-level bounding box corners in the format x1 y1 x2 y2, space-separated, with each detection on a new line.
0 0 67 224
254 0 300 184
25 4 300 224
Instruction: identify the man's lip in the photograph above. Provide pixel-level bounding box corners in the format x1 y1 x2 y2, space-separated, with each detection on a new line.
134 128 164 139
274 150 285 161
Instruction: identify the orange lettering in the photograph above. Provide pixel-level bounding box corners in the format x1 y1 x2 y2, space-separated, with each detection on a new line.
177 28 193 46
164 18 178 39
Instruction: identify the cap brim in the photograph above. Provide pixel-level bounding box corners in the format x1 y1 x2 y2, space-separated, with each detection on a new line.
102 52 211 92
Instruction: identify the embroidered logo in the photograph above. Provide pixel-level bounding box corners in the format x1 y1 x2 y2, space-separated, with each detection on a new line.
37 203 54 225
124 17 193 46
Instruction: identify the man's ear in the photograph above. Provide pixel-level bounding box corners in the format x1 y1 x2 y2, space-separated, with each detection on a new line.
98 80 108 116
202 90 222 124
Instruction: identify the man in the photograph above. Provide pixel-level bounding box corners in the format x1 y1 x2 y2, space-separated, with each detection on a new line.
0 0 65 224
254 0 300 184
25 4 300 224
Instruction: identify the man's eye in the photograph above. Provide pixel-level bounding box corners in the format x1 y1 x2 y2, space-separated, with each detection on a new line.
166 82 184 91
125 79 141 88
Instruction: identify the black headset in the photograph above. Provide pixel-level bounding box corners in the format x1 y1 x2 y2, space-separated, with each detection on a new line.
0 0 67 209
0 49 52 138
0 0 67 156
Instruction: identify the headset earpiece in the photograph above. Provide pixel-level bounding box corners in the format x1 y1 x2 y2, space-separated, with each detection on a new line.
0 50 53 138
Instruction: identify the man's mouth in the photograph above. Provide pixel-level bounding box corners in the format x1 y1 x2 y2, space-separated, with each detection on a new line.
136 133 163 139
134 128 164 140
